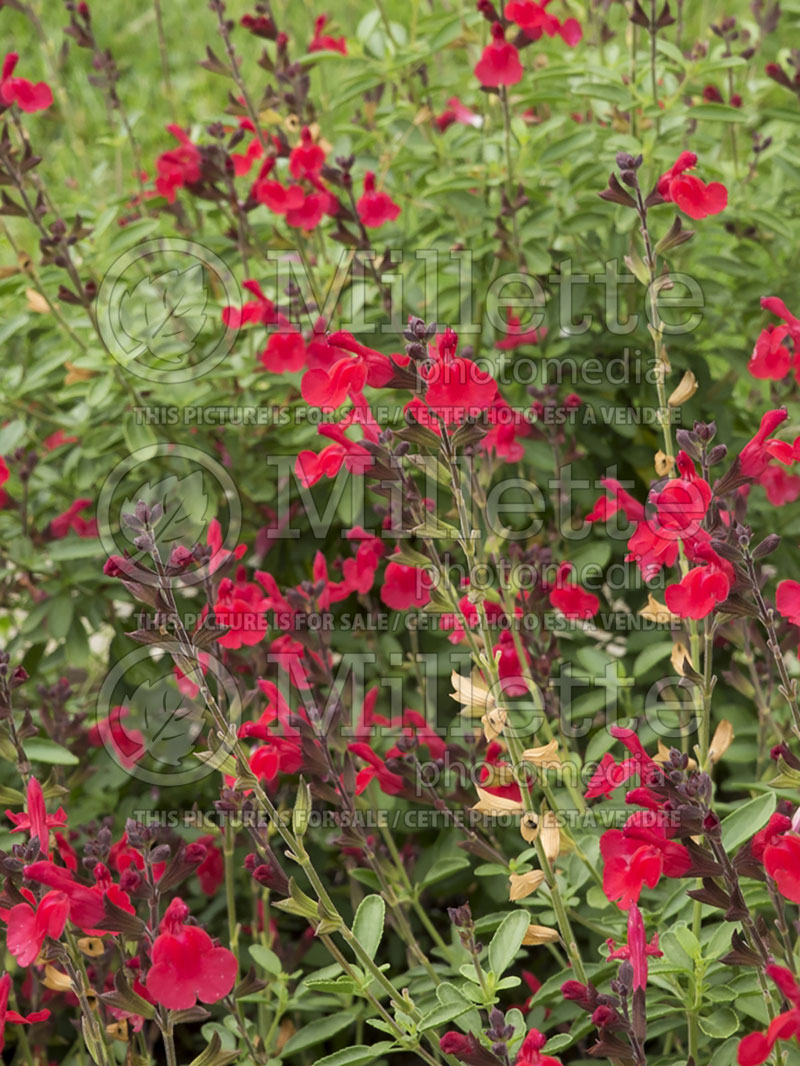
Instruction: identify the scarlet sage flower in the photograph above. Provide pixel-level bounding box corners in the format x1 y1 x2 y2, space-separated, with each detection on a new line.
606 903 662 983
50 498 98 538
222 279 278 329
474 22 523 86
87 705 146 769
737 407 788 477
515 1028 563 1066
259 328 307 373
308 13 347 54
776 580 800 626
154 126 201 202
505 0 582 46
348 742 406 796
6 776 67 852
435 97 482 132
548 562 599 619
664 544 731 620
648 451 711 538
145 898 237 1010
0 974 49 1053
252 158 305 215
656 151 728 219
738 965 800 1065
415 327 497 424
356 172 401 228
764 833 800 902
380 560 433 610
212 568 270 649
0 53 53 112
301 332 394 409
750 297 800 380
760 465 800 506
4 890 69 967
23 859 134 933
601 821 690 909
289 127 326 179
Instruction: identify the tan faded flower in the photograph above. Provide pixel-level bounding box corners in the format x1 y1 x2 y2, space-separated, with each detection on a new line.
522 924 559 946
709 719 734 763
639 593 679 624
671 641 693 676
482 706 508 742
668 370 698 407
520 810 539 843
520 739 561 770
472 786 523 815
43 965 74 993
451 670 495 717
540 810 562 863
654 451 675 477
77 936 106 957
509 870 545 901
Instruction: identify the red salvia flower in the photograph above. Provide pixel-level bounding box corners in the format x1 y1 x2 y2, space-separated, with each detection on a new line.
776 580 800 626
0 53 53 112
738 408 788 477
222 279 278 329
516 1027 562 1066
380 560 433 610
764 833 800 902
289 127 326 179
50 498 98 538
738 965 800 1064
145 898 237 1010
505 1 582 46
356 171 401 228
549 561 599 619
4 890 69 967
656 151 728 219
435 97 482 132
308 13 347 54
154 126 201 203
0 974 50 1053
5 776 67 853
664 543 731 620
474 22 523 87
87 705 146 769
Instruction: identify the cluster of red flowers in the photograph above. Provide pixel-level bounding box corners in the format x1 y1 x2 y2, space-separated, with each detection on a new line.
474 1 581 88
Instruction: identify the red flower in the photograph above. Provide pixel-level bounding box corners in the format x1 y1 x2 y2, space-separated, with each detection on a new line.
308 14 347 54
380 560 433 610
601 823 690 909
222 279 277 329
664 544 731 620
356 172 401 228
749 298 800 380
474 23 523 87
751 812 793 860
738 408 788 477
516 1028 562 1066
0 974 50 1054
4 890 69 967
606 903 662 989
648 451 711 538
146 898 237 1010
195 837 225 896
259 328 307 373
301 332 394 410
154 125 201 202
738 965 800 1065
415 328 497 424
760 464 800 506
0 53 53 112
348 743 406 796
764 834 800 902
5 776 67 853
50 498 98 538
213 568 270 649
87 705 146 769
289 127 326 179
23 860 135 934
435 97 482 132
505 1 582 46
657 151 727 219
252 159 305 215
777 580 800 626
549 562 599 619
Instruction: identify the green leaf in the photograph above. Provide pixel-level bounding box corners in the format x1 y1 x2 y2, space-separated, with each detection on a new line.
249 945 282 976
24 738 79 765
488 910 530 977
420 855 471 888
721 792 776 852
310 1043 395 1066
282 1014 355 1056
690 103 747 123
698 1007 739 1039
352 895 385 961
